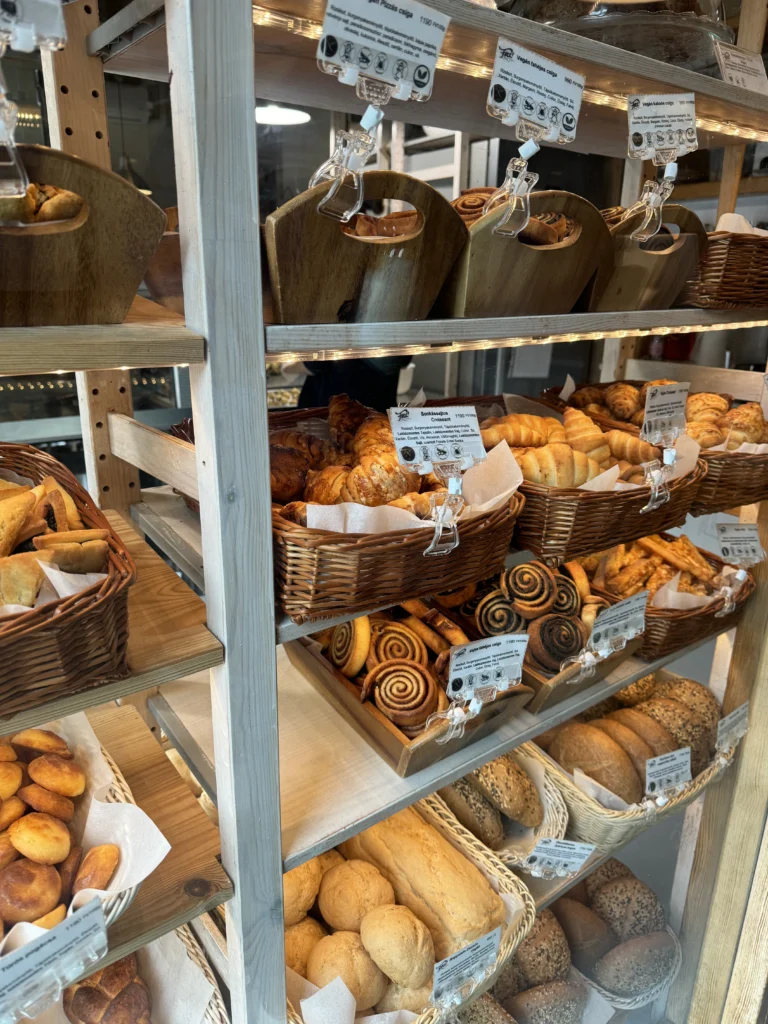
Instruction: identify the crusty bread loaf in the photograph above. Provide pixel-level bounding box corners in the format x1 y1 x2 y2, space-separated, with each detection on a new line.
585 858 635 903
504 980 587 1024
455 994 518 1023
285 916 327 977
635 697 711 775
492 953 528 1004
580 697 620 722
511 909 571 989
590 877 665 941
360 903 434 988
468 755 543 828
439 778 504 848
307 931 388 1011
594 931 676 995
340 806 506 959
283 857 322 927
550 896 617 973
606 708 677 757
614 675 657 707
549 723 642 804
589 719 654 778
318 859 394 931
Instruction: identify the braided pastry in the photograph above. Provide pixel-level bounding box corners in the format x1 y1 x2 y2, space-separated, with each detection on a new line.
527 614 587 673
475 589 526 636
366 621 428 671
362 659 438 731
329 616 372 678
63 954 152 1024
604 382 642 421
499 561 558 620
553 574 581 617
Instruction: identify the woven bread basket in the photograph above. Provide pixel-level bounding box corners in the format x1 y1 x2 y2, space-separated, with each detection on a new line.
0 444 136 719
573 926 683 1009
286 794 537 1024
680 231 768 308
100 746 140 927
175 924 230 1024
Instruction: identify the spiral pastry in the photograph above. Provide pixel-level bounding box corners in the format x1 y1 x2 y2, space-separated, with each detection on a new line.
527 614 587 674
328 616 371 678
459 579 495 621
553 574 581 617
499 561 558 620
362 659 438 731
366 621 428 671
475 589 526 637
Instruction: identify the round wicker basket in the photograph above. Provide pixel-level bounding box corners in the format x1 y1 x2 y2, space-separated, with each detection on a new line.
575 925 683 1009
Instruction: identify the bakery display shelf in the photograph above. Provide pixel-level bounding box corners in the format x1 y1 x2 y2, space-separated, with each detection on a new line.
82 701 232 978
89 0 768 156
148 633 724 873
0 296 204 375
0 510 223 734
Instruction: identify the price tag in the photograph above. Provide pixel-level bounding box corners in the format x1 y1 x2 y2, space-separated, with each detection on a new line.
432 926 501 1004
524 837 595 877
487 39 584 143
317 0 449 99
589 591 647 654
448 634 529 701
715 41 768 95
716 523 765 566
388 406 486 473
628 93 697 161
641 381 690 445
0 901 107 1020
645 747 692 797
717 701 750 749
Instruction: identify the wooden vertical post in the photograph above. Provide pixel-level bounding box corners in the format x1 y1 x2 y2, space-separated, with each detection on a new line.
165 2 285 1023
40 0 140 517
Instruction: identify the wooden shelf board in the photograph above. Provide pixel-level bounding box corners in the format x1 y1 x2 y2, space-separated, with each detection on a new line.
0 296 204 375
85 702 232 973
675 176 768 200
0 511 223 733
90 0 768 155
149 634 725 872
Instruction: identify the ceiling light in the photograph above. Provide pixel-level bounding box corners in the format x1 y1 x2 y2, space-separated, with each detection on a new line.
255 104 311 126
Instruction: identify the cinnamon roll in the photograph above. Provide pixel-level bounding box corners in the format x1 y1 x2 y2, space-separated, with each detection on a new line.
434 581 477 609
366 621 428 671
553 574 581 617
527 614 587 674
362 660 438 731
328 616 371 678
500 561 558 620
475 589 526 637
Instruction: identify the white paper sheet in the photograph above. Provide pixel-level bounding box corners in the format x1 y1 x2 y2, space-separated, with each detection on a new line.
495 751 552 859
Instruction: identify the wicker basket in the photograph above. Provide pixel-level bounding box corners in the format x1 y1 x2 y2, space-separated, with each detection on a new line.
100 746 141 927
175 924 230 1024
680 231 768 309
0 445 136 719
574 926 683 1009
287 795 537 1024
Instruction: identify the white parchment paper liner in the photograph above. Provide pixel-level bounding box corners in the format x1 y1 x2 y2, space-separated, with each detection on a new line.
495 750 550 859
650 563 740 611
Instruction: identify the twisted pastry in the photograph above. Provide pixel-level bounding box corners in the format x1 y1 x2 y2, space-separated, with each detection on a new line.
475 589 526 636
553 574 581 617
329 616 371 678
527 614 587 673
366 622 428 671
499 561 558 620
362 659 438 731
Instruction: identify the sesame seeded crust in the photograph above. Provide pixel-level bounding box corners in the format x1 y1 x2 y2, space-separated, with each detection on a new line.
512 910 571 988
455 993 519 1024
652 679 721 739
468 755 544 828
635 697 712 775
615 674 658 707
492 955 528 1004
590 878 665 941
594 932 676 995
585 858 635 903
439 777 504 849
505 980 587 1024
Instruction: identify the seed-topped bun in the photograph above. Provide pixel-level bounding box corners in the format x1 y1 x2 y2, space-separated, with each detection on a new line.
614 674 658 707
468 754 543 828
594 931 676 995
455 993 518 1023
512 909 571 988
550 896 617 974
635 697 712 775
505 980 587 1024
585 858 635 903
439 778 504 848
652 679 721 743
590 877 665 941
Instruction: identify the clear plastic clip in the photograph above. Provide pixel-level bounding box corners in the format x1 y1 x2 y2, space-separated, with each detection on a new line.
423 462 465 557
310 110 381 222
484 137 540 239
624 162 677 242
428 690 493 744
560 648 600 685
0 87 29 200
715 568 748 618
640 452 674 514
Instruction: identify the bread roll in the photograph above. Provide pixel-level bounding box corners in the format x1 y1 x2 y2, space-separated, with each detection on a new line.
375 979 433 1014
0 796 26 831
589 719 654 778
8 812 70 865
11 728 71 761
33 903 66 929
318 859 395 931
283 857 322 927
28 754 86 797
550 896 617 973
307 931 388 1011
549 723 642 804
492 954 528 1003
590 877 665 941
635 697 711 775
594 931 676 995
606 708 677 757
17 783 75 823
585 858 635 903
0 762 22 801
439 778 504 848
580 697 620 722
360 903 435 988
614 674 657 707
72 844 119 893
63 952 152 1024
455 993 517 1023
285 916 327 977
505 980 587 1024
0 743 17 763
316 848 344 877
512 909 571 988
339 806 505 959
58 845 82 904
0 830 18 871
652 678 721 738
468 754 543 828
0 858 61 922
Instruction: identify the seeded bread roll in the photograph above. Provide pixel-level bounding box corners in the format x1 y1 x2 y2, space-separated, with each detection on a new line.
589 719 654 778
590 877 665 941
439 778 504 848
550 896 617 973
635 697 711 775
614 674 658 707
455 993 518 1024
549 723 642 804
318 859 395 931
511 909 571 989
652 679 721 744
285 917 327 977
585 858 635 903
505 980 587 1024
468 754 544 828
594 931 676 995
307 931 388 1011
492 955 528 1004
606 708 677 758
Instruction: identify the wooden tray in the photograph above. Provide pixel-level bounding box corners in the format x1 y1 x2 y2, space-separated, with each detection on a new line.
522 636 643 713
265 170 467 324
285 636 534 777
0 145 166 326
435 190 613 318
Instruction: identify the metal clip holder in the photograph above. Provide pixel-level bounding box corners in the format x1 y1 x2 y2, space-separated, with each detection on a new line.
639 449 676 514
423 462 465 557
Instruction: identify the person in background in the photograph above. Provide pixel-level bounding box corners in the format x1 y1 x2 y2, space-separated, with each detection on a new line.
299 354 412 411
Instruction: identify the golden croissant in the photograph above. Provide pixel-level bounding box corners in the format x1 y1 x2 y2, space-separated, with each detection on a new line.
686 392 729 424
604 382 642 421
570 386 604 409
518 442 602 487
685 421 724 449
341 453 415 506
639 379 677 407
602 430 661 465
481 416 547 449
563 407 610 464
304 465 350 504
717 406 764 446
351 414 396 457
328 393 375 449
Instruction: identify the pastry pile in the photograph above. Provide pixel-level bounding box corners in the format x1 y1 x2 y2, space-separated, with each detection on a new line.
451 189 578 246
577 534 717 600
63 953 152 1024
0 183 84 225
0 728 120 933
0 474 109 609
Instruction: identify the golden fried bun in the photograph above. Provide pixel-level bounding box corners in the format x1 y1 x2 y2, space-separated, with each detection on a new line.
0 744 17 763
0 859 62 923
0 763 22 801
58 846 82 904
11 729 71 761
73 844 120 893
28 755 85 798
17 784 74 824
8 812 71 865
33 903 66 929
0 831 18 871
0 797 27 831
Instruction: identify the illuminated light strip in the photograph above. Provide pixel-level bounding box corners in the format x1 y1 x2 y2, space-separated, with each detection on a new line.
251 3 768 142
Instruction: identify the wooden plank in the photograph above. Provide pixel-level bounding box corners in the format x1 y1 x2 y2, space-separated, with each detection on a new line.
676 176 768 201
85 703 232 972
130 489 205 591
626 359 766 402
164 2 285 1022
108 414 198 499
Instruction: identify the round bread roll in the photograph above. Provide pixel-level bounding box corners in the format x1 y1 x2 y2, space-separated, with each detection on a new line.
492 953 528 1004
0 830 18 871
318 859 395 932
513 909 571 989
0 763 22 801
0 797 27 832
468 754 543 828
589 719 654 778
585 858 635 903
0 743 17 763
10 729 71 761
283 857 322 927
360 903 434 988
505 980 587 1024
375 978 433 1014
606 708 677 757
550 896 617 973
549 723 642 804
652 679 721 739
17 783 74 824
456 993 517 1023
438 778 504 848
285 916 327 978
316 848 344 878
307 931 388 1011
28 754 86 797
614 674 657 707
590 877 665 941
8 812 71 865
0 858 62 923
594 931 676 995
635 697 711 775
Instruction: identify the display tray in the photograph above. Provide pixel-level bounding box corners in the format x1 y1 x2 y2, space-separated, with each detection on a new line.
285 636 534 777
522 638 644 713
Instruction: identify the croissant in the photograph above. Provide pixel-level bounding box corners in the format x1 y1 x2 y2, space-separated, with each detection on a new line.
604 382 642 421
602 430 661 465
481 417 546 449
584 403 610 418
340 454 414 506
718 406 764 446
269 445 309 503
304 465 350 503
630 410 645 426
63 953 152 1024
279 501 308 525
563 407 610 464
686 393 729 424
518 443 602 487
328 394 375 449
388 490 446 518
639 379 677 406
351 414 396 457
570 386 604 409
269 429 344 469
543 417 566 443
686 421 724 449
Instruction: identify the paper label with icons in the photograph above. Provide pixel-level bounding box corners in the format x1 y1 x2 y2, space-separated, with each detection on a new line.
588 591 647 655
487 38 584 142
317 0 449 99
448 633 529 701
645 747 692 798
714 40 768 95
716 523 765 567
524 837 595 877
432 926 502 1005
641 381 690 446
717 700 750 750
627 93 697 161
388 406 486 473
